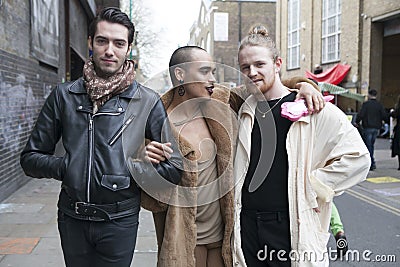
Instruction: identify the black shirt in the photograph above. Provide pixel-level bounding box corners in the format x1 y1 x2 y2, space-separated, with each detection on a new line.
356 99 388 129
242 92 296 211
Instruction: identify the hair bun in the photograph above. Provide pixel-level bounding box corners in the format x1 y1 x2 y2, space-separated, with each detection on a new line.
249 25 269 37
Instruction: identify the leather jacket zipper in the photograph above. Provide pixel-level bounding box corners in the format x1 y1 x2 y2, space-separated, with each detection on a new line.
87 117 94 202
86 112 122 203
109 114 135 146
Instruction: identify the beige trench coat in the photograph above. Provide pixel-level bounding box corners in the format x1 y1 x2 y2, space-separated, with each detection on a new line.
232 95 370 267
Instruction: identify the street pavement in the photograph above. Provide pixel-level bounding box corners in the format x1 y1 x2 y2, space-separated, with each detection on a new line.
0 181 157 267
0 138 399 266
328 137 400 266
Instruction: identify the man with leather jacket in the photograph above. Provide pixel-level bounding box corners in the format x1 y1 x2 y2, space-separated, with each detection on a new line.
20 7 182 267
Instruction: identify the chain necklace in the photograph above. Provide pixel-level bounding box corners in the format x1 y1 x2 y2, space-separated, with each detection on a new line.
256 97 284 118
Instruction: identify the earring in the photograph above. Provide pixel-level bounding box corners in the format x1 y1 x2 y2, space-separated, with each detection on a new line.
178 80 185 96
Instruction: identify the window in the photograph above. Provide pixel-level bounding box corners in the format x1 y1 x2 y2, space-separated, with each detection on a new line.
206 32 211 52
322 0 341 63
201 6 205 24
287 0 300 69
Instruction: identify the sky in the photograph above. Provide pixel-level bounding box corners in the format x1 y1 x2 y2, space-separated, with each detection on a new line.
141 0 203 77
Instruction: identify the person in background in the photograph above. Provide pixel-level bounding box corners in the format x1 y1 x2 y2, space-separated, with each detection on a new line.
142 45 325 267
313 64 323 75
355 89 389 170
330 202 348 259
390 95 400 170
20 7 181 267
232 24 370 266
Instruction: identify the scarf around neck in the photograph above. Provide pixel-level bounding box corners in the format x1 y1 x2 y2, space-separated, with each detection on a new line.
83 57 135 113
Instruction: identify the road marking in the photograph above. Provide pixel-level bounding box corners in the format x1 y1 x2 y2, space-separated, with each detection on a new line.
366 177 400 183
373 188 400 196
347 188 400 217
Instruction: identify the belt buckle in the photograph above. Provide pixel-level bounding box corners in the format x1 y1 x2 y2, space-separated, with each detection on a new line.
75 201 86 214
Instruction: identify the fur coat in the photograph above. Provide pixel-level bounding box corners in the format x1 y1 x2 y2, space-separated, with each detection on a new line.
141 84 238 267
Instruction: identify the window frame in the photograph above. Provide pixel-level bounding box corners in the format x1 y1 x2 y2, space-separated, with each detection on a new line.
287 0 301 70
321 0 341 63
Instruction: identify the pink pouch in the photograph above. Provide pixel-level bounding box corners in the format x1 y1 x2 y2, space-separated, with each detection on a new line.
281 95 334 121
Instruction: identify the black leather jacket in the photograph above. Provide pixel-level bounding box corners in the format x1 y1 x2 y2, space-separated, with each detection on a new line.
21 78 182 219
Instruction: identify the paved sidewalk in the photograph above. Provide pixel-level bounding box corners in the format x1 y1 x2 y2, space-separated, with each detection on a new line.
1 139 399 267
0 179 157 267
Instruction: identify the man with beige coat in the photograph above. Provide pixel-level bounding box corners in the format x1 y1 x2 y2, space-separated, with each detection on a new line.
232 25 370 266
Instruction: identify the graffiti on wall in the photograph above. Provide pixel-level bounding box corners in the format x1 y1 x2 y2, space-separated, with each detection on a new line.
0 71 50 154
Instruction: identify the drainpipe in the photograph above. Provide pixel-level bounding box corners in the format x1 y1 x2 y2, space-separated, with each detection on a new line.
357 0 364 111
310 0 314 72
238 1 242 85
129 0 133 60
65 0 70 82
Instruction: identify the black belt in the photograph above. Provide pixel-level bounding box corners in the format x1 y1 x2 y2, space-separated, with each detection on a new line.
241 210 289 222
59 191 138 221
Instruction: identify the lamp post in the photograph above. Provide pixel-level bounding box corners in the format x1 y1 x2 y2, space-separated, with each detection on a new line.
129 0 133 60
238 1 242 85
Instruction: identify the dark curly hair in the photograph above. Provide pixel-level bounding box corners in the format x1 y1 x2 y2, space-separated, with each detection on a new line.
88 7 135 46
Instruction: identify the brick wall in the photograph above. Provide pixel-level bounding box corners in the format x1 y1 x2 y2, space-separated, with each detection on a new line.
0 0 117 201
278 0 400 111
0 50 59 201
210 1 276 85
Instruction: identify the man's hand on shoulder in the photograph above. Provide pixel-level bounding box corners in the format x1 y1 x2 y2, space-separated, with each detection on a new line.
295 81 325 114
145 141 172 164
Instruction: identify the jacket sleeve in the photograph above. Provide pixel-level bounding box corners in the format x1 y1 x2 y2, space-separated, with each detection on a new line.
229 87 246 114
20 86 64 180
282 76 320 91
144 98 183 185
355 103 365 124
308 104 370 202
230 77 319 112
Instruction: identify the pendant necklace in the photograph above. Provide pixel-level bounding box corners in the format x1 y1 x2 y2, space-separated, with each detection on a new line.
256 97 284 118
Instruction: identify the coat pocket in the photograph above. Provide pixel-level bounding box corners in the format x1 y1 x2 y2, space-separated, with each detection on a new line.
298 209 331 264
297 230 330 265
101 174 130 191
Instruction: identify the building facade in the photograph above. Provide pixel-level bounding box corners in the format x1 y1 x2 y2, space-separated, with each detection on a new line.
0 0 119 201
190 0 277 86
277 0 400 111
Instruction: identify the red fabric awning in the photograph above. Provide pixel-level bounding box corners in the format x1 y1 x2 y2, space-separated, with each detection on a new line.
305 64 351 85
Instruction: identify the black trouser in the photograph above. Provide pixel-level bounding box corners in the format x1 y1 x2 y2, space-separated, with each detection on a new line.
57 210 139 267
240 210 291 267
